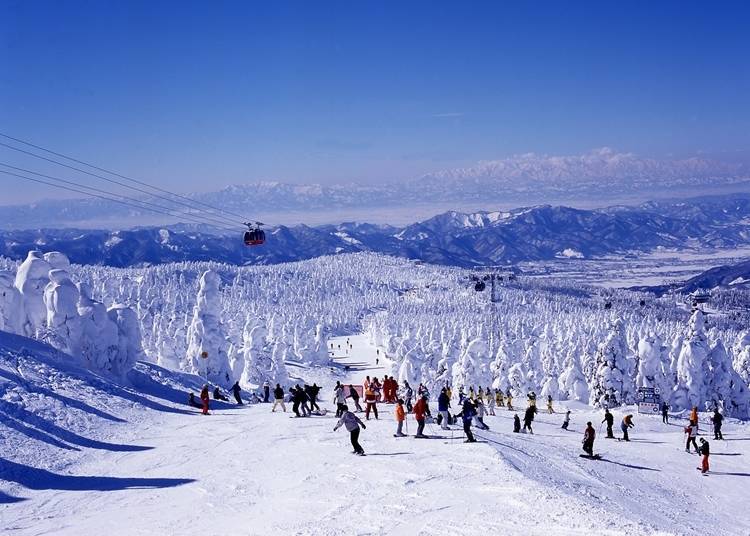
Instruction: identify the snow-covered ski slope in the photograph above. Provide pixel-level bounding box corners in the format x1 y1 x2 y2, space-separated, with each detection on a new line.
3 332 750 536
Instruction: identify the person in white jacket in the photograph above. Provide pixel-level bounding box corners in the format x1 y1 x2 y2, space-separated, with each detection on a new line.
333 383 347 418
333 405 367 455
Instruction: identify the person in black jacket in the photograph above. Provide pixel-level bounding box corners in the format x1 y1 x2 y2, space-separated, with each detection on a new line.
348 384 363 412
602 409 614 438
523 405 536 434
230 381 243 405
698 438 710 473
513 413 521 433
661 401 670 424
271 384 286 412
711 409 724 440
213 386 229 401
437 388 451 429
461 398 477 443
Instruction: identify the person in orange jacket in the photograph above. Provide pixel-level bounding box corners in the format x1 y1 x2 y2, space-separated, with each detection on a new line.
621 414 634 441
199 385 210 415
413 395 430 438
690 406 698 426
394 399 407 437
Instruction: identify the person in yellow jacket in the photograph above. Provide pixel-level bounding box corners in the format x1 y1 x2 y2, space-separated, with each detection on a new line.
496 389 504 407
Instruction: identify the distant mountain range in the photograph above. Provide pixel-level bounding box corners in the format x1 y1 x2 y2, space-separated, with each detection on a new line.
3 194 750 268
1 148 748 228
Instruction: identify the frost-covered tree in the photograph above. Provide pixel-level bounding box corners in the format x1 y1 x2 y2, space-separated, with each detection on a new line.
186 270 231 385
672 310 710 411
43 269 83 357
77 282 120 373
107 304 145 377
590 320 635 407
636 333 671 399
0 270 24 333
706 340 749 418
733 332 750 385
558 352 588 401
14 250 51 338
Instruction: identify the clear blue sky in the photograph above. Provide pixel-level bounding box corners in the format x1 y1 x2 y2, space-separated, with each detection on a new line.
1 0 748 202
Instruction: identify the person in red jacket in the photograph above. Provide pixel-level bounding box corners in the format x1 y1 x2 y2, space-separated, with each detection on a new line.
394 399 407 437
200 385 210 415
413 395 430 438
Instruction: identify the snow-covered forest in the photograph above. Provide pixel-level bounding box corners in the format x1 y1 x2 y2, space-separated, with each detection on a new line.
2 249 749 418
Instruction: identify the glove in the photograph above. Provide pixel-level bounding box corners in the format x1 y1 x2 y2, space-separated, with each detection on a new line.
362 424 367 429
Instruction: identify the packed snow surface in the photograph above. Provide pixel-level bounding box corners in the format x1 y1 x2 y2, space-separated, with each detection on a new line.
3 333 749 536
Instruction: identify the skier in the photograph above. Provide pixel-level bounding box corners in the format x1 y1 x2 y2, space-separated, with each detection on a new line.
487 389 496 416
213 386 229 401
230 381 243 405
496 389 504 408
527 391 537 408
188 392 202 409
460 398 477 443
199 385 210 415
661 401 670 424
458 386 466 404
562 410 571 430
582 421 596 456
307 383 321 412
271 383 286 412
413 395 429 438
394 399 407 437
711 409 724 440
474 398 490 430
437 388 451 430
523 405 536 434
403 381 414 413
546 395 554 414
333 405 367 455
602 409 615 438
506 389 514 410
698 438 710 473
299 384 311 415
685 422 700 453
691 406 700 425
348 384 363 412
621 414 634 442
262 380 270 403
513 413 521 433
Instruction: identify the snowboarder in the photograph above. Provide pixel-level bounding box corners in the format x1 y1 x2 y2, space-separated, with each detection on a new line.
394 399 407 437
711 409 724 440
188 392 202 409
413 395 429 438
546 395 554 414
621 414 634 442
438 388 451 430
263 380 270 403
513 413 521 433
199 385 210 415
661 401 670 424
602 409 614 438
461 398 477 442
230 381 243 405
271 383 286 412
582 421 596 456
348 384 363 412
562 410 571 430
685 422 699 453
698 438 710 473
523 405 536 434
213 386 229 401
333 405 366 455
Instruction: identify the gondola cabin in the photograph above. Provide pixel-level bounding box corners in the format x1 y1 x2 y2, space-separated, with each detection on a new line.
243 226 266 246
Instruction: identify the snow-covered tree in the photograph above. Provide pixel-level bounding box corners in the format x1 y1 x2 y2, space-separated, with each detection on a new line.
0 270 24 333
186 270 231 385
43 269 83 357
672 310 710 411
14 251 52 337
558 352 588 401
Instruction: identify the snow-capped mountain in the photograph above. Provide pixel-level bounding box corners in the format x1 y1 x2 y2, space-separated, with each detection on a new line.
3 194 750 268
1 149 747 229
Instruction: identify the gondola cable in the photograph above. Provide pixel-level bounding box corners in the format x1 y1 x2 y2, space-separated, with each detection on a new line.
0 132 254 224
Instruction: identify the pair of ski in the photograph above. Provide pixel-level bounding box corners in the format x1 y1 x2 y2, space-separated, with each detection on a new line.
579 453 603 460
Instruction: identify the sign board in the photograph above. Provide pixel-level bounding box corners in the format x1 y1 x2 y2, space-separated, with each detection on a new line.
636 387 661 415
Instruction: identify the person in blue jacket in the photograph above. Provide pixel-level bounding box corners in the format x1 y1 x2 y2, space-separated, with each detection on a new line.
438 388 451 430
